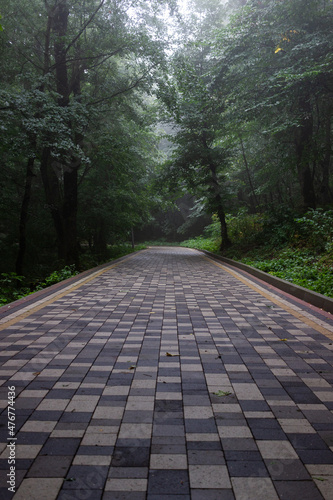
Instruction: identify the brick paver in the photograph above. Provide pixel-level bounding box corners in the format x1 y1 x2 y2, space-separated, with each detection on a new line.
0 247 333 500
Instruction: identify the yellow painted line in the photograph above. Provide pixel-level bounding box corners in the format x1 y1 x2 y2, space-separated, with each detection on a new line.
0 252 141 331
203 256 333 341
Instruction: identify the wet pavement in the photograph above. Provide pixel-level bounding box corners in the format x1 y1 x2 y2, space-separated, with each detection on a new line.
0 246 333 500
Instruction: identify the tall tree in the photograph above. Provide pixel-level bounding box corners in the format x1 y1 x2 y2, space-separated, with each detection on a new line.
159 0 232 249
0 0 175 271
214 0 333 210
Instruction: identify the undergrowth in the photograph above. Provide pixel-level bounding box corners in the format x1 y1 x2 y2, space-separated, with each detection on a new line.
180 208 333 298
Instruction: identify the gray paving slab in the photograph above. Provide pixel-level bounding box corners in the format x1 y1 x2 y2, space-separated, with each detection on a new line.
0 246 333 499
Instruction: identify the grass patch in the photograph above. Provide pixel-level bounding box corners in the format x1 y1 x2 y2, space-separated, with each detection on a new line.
179 236 220 253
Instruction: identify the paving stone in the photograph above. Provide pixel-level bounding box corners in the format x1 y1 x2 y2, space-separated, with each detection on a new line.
273 480 325 500
265 458 311 480
111 447 150 467
148 469 190 495
191 490 235 500
62 465 108 490
12 478 63 500
27 455 72 477
227 460 269 477
231 477 279 500
189 464 231 488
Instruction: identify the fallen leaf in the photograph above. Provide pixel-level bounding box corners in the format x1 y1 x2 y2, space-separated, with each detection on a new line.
279 339 288 341
129 365 136 370
166 352 179 357
213 390 232 397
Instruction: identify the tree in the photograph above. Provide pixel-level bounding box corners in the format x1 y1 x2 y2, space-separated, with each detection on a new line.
214 0 333 210
0 0 176 272
158 0 232 249
78 96 160 257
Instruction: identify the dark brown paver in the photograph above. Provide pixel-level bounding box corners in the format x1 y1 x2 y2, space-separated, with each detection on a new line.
0 247 333 499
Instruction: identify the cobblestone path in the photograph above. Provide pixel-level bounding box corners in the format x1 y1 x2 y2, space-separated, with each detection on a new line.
0 247 333 500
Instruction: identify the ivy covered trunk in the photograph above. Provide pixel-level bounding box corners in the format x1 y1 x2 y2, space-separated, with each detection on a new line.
208 158 231 251
15 155 35 275
319 103 333 206
40 0 80 267
295 96 316 210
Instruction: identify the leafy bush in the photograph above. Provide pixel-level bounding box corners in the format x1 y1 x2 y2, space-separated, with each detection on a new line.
241 248 333 298
0 273 30 307
226 209 264 245
294 209 333 252
34 265 79 291
203 214 222 240
180 235 220 252
259 205 298 247
180 208 333 298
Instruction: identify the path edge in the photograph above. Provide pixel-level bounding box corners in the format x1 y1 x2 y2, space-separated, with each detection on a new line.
200 249 333 315
0 250 146 320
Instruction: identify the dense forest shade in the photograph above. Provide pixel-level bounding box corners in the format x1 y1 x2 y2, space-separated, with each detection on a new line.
0 0 332 282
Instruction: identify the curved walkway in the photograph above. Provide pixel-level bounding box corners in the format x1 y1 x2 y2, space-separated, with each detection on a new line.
0 247 333 500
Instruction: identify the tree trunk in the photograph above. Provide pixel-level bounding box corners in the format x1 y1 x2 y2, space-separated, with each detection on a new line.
295 96 316 209
40 0 80 266
93 218 108 257
53 0 70 107
63 165 79 266
208 161 231 250
239 136 259 211
319 104 333 205
217 207 231 251
201 134 232 250
15 156 35 275
40 147 64 259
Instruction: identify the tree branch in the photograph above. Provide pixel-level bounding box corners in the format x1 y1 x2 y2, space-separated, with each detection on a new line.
49 47 125 72
65 0 105 55
88 71 150 106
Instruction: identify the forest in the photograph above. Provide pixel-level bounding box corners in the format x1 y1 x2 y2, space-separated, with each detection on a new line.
0 0 333 304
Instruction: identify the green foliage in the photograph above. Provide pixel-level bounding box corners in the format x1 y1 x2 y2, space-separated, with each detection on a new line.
180 208 333 298
0 266 79 307
0 0 176 272
294 209 333 252
203 214 223 240
34 266 79 291
241 248 333 298
180 215 221 252
180 236 220 253
260 206 298 247
226 210 264 245
0 273 30 307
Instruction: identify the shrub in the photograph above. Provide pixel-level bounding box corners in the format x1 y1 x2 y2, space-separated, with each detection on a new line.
226 209 264 246
0 273 30 307
242 248 333 297
34 265 79 291
294 209 333 252
180 235 220 252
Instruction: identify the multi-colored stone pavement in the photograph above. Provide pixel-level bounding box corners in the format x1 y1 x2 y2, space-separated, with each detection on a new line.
0 247 333 500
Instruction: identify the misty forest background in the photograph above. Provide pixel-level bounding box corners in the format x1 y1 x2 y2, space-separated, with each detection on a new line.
0 0 333 304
